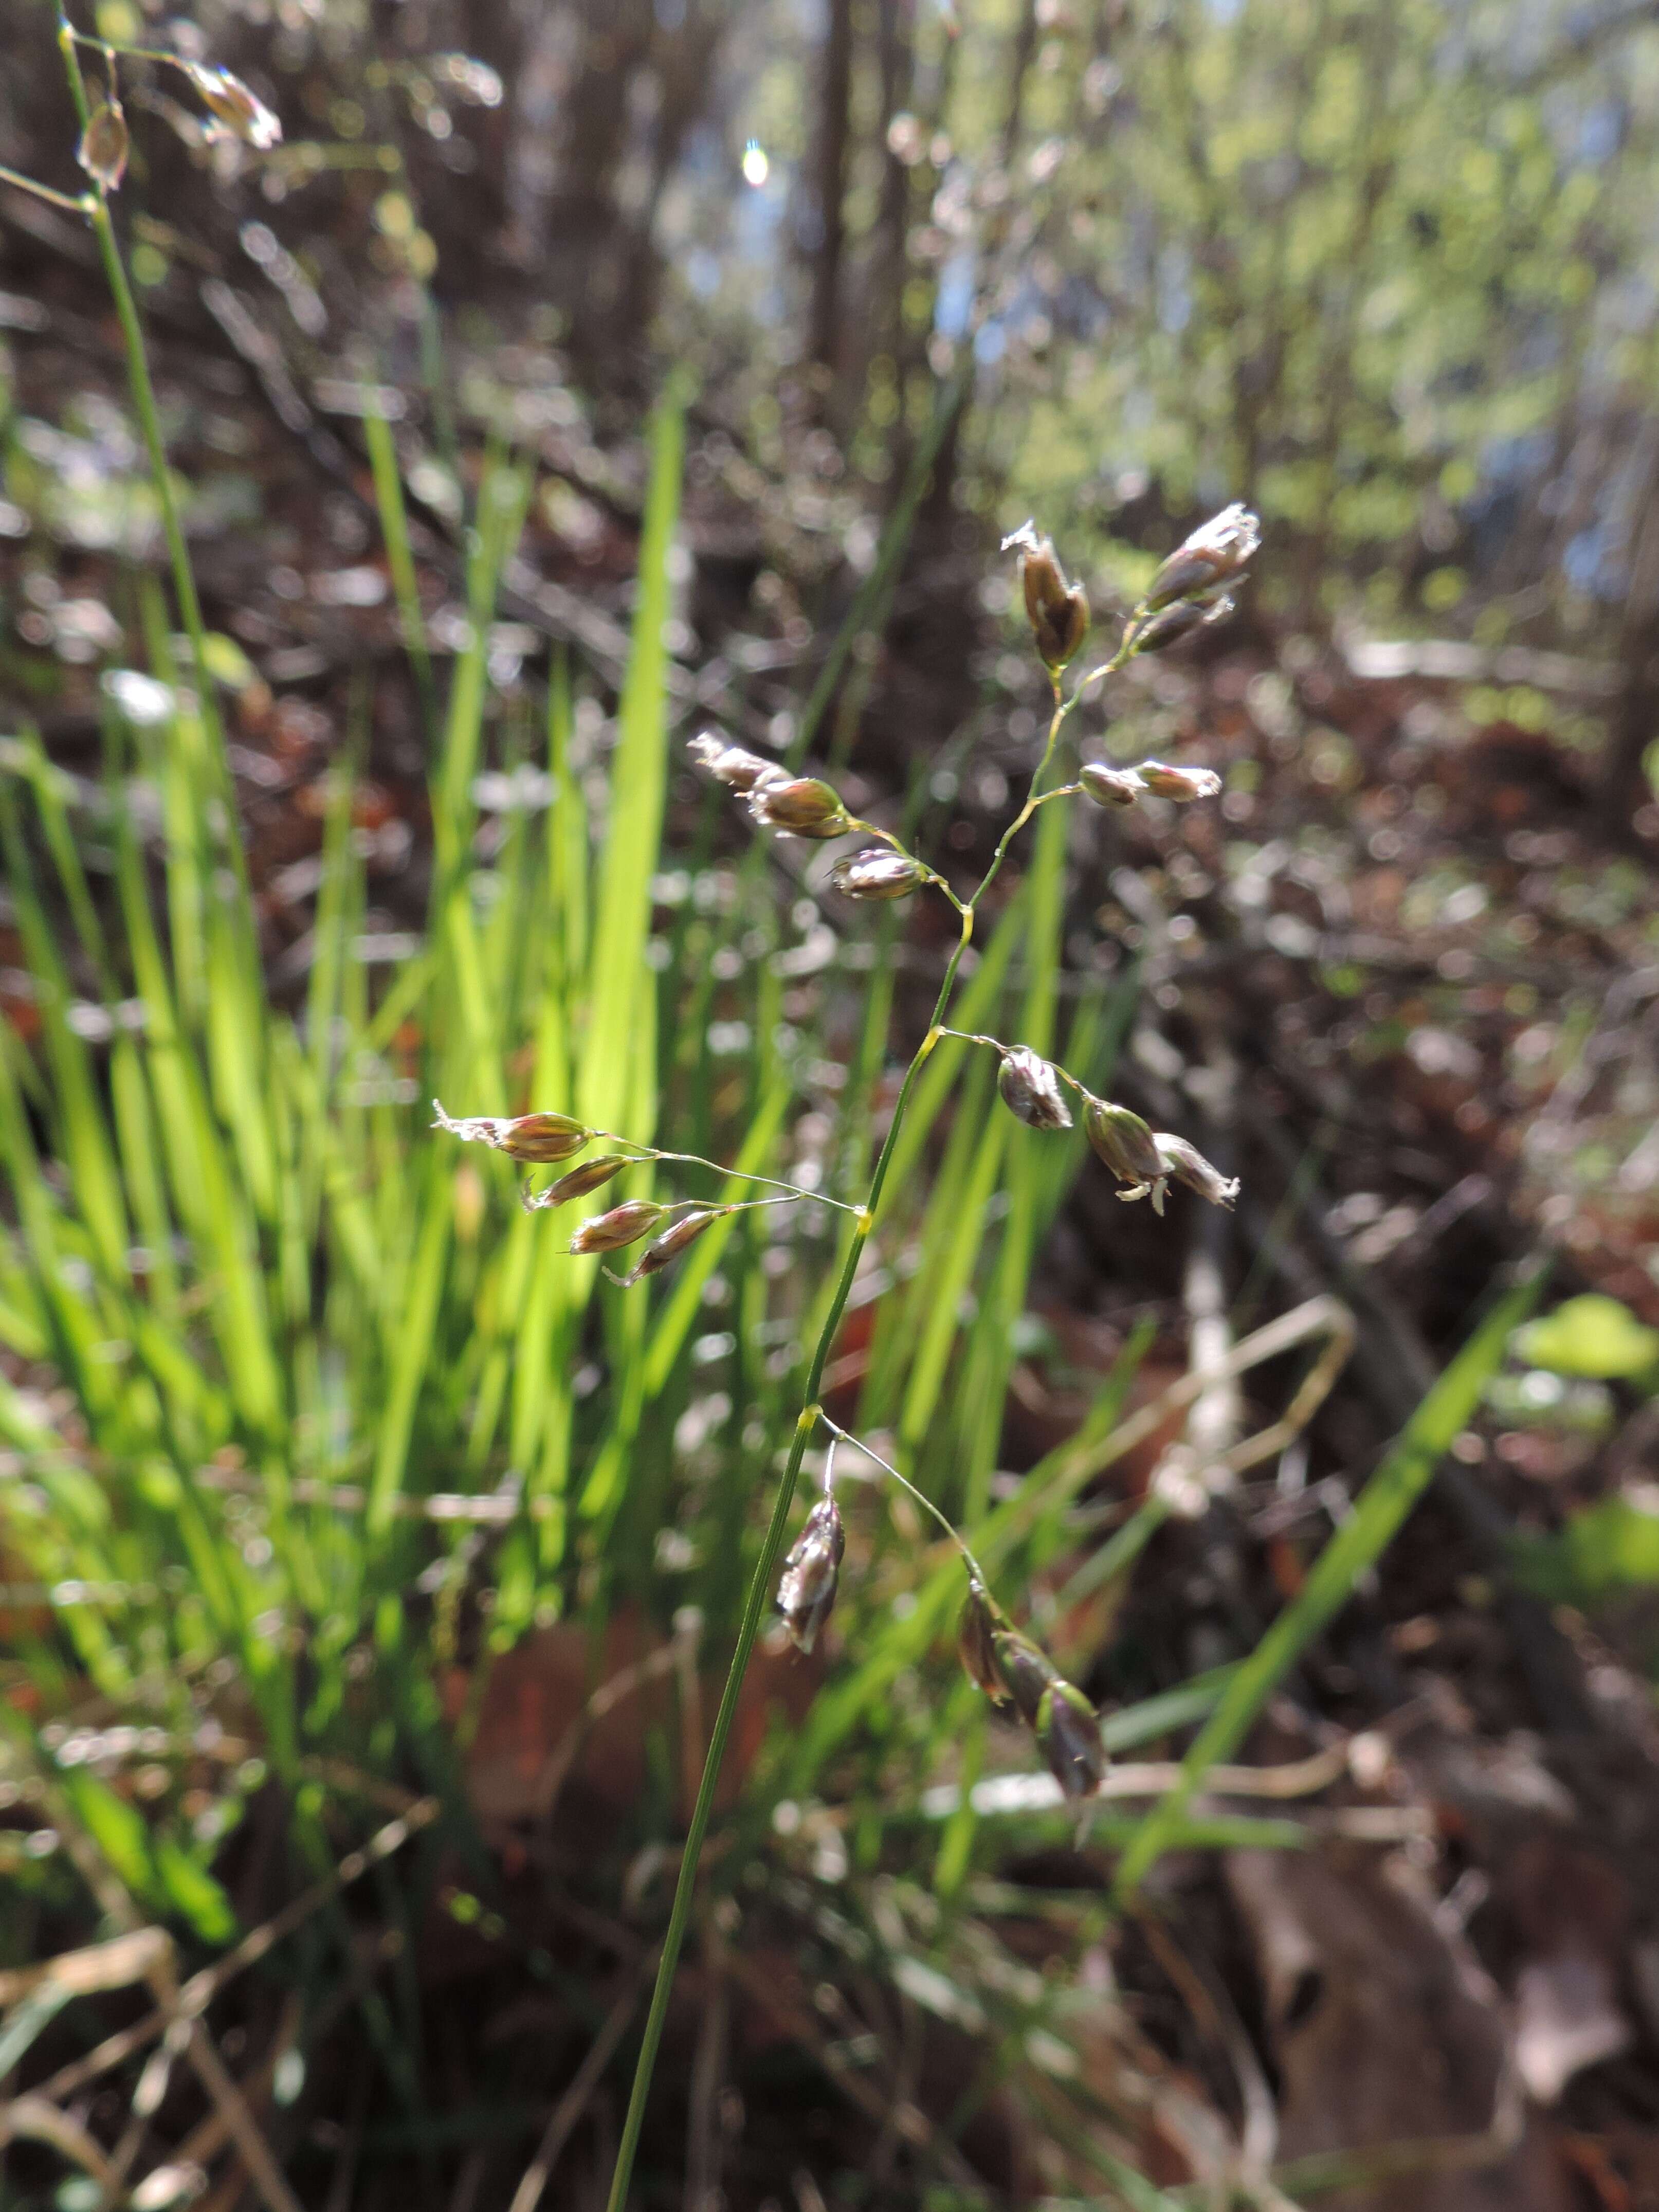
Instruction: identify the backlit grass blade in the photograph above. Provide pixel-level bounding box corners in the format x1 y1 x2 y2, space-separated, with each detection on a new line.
645 1097 792 1401
577 380 685 1140
364 402 438 741
0 1024 119 1426
953 791 1068 1516
873 886 1026 1232
14 732 113 982
860 1043 999 1429
204 890 278 1224
898 1107 1006 1459
497 658 585 1511
366 1163 452 1537
577 1075 796 1534
435 445 532 836
1110 1271 1542 1900
430 446 532 1071
549 650 588 1014
109 781 284 1438
0 774 131 1284
307 745 363 1098
107 1034 180 1318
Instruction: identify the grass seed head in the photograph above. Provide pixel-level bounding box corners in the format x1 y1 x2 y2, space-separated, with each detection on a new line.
1079 761 1144 809
523 1154 630 1209
776 1495 845 1653
569 1199 668 1254
829 848 928 900
1142 503 1260 612
1153 1133 1239 1209
180 61 283 149
962 1585 1104 1795
77 102 130 193
688 732 785 794
432 1101 593 1162
1124 591 1235 658
1035 1678 1107 1800
749 776 851 839
959 1577 1013 1708
1083 1097 1164 1190
1135 759 1224 803
614 1205 731 1284
989 1624 1061 1729
497 1114 594 1163
1004 521 1090 671
997 1046 1073 1130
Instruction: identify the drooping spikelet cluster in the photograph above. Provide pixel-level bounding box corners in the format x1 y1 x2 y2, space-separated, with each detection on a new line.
957 1576 1107 1801
429 1102 758 1285
773 1441 1109 1802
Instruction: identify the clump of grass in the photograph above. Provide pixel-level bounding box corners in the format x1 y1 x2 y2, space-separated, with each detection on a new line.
0 16 1541 2205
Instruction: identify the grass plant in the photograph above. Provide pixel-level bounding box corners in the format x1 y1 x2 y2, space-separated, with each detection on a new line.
0 18 1536 2206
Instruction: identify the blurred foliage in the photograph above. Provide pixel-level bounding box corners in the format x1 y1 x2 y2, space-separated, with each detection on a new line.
1516 1291 1659 1381
11 0 1659 664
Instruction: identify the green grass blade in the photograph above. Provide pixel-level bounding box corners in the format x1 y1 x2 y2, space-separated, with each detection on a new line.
642 1083 792 1399
577 381 685 1140
109 783 283 1436
872 887 1026 1233
898 1109 1006 1456
1110 1270 1544 1899
860 1049 998 1428
307 742 363 1097
364 404 437 741
954 793 1069 1516
366 1167 451 1536
14 733 113 983
0 773 131 1283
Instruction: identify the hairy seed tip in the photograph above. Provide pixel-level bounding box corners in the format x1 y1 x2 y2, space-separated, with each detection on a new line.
997 1047 1073 1131
180 61 283 148
1004 520 1089 671
829 848 927 900
688 732 785 794
1142 503 1261 613
777 1495 844 1653
1153 1134 1239 1209
1079 761 1143 809
431 1100 592 1163
568 1199 667 1255
958 1578 1012 1707
78 102 130 192
523 1154 630 1210
1083 1097 1164 1190
614 1206 731 1285
1134 759 1223 803
749 776 851 839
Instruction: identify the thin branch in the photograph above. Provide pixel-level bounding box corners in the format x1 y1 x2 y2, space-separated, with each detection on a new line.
0 162 89 214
